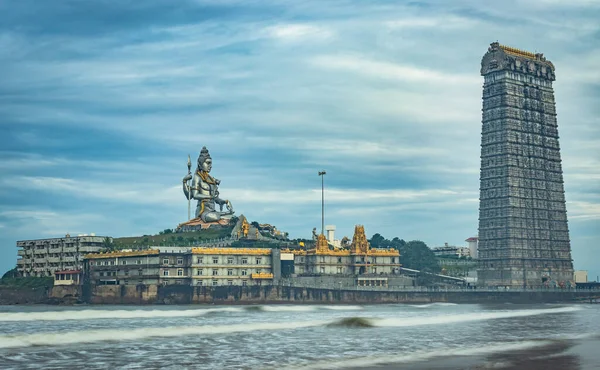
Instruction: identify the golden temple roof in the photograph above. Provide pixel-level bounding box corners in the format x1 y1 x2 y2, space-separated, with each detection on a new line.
499 44 536 60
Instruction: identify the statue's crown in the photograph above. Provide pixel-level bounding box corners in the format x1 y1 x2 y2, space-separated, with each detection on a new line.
198 146 211 164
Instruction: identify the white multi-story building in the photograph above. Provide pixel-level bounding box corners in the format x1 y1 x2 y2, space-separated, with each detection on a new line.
17 234 110 277
84 247 278 287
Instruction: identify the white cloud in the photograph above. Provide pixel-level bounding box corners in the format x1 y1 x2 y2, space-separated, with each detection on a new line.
384 15 478 30
264 24 333 41
308 55 480 85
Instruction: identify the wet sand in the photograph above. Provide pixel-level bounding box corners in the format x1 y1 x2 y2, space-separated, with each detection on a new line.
355 336 600 370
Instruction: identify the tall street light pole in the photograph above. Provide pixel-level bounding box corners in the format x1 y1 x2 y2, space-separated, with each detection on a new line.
318 171 326 236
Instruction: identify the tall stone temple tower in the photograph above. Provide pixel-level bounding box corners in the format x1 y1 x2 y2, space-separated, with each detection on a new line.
477 42 573 288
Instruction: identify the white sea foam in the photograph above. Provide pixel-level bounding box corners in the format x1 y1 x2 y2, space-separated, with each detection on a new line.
374 306 581 327
412 302 459 308
0 306 582 349
0 307 244 322
0 320 328 349
258 305 363 312
282 340 557 369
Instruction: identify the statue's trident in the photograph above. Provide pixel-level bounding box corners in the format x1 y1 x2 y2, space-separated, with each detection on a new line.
187 154 192 220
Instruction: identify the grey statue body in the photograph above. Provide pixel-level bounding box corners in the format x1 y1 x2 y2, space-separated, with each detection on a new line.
183 147 234 222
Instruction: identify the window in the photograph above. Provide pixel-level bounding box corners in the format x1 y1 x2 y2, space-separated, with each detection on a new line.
212 280 218 286
391 258 396 263
337 267 343 274
163 258 169 265
320 267 325 274
241 258 248 264
198 280 203 286
90 261 95 266
227 269 233 276
213 257 219 264
197 257 203 264
177 269 183 276
99 272 104 277
137 259 142 265
241 270 247 276
121 260 127 265
110 260 115 265
212 269 218 276
138 269 143 276
242 280 247 286
227 257 234 264
197 269 203 276
163 270 169 276
320 256 325 263
337 257 342 263
256 258 262 265
104 261 109 266
256 269 261 274
227 280 233 286
177 258 183 265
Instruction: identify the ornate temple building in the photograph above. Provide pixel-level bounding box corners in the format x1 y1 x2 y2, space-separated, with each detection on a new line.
477 42 574 288
293 225 400 276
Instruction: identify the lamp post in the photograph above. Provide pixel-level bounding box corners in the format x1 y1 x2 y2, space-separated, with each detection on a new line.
318 171 326 236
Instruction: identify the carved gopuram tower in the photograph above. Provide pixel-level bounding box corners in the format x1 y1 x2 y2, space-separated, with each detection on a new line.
477 42 573 288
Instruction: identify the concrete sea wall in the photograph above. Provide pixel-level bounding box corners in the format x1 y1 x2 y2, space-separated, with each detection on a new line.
78 284 596 305
0 286 49 305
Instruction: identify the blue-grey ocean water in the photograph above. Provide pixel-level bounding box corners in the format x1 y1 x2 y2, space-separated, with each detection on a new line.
0 303 599 369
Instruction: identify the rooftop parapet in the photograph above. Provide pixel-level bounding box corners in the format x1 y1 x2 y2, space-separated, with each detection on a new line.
191 247 272 255
84 249 160 259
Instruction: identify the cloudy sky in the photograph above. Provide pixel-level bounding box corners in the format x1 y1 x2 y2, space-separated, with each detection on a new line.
1 0 598 279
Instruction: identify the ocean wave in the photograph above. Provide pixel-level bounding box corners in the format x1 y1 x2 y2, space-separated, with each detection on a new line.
282 339 559 369
0 306 581 349
250 305 363 313
412 302 459 308
327 317 375 328
0 307 244 322
375 306 581 327
0 320 328 349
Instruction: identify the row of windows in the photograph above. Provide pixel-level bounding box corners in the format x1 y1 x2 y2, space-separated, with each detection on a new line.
197 280 256 286
91 259 144 266
312 257 396 263
160 269 266 277
192 257 264 265
193 269 262 276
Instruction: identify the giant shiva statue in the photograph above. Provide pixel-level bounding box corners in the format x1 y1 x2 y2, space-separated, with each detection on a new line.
182 146 234 222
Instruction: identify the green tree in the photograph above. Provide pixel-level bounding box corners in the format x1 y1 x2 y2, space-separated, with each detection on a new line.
102 237 116 252
2 267 18 279
399 240 440 273
391 237 406 248
369 233 386 248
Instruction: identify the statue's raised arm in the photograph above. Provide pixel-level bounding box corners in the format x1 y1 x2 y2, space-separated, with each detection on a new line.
182 146 234 223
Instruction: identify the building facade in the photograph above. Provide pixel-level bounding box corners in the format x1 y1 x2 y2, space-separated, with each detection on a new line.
17 234 109 277
478 42 574 288
84 247 278 287
293 226 400 276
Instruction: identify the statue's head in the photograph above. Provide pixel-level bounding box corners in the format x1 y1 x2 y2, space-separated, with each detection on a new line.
198 146 212 173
